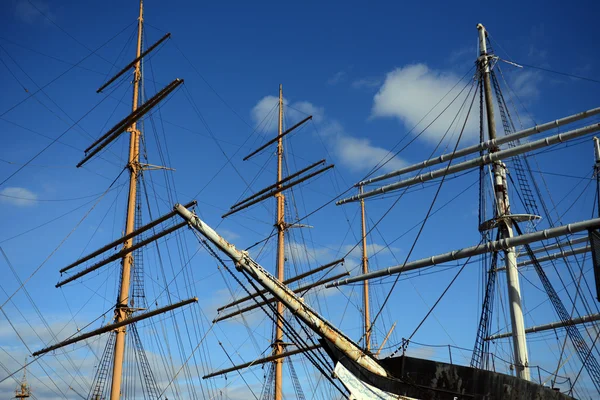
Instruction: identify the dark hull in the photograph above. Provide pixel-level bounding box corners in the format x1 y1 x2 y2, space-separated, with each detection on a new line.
322 340 575 399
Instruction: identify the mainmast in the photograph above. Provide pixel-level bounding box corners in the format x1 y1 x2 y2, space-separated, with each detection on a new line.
110 0 144 398
274 84 286 400
477 23 530 381
359 185 371 352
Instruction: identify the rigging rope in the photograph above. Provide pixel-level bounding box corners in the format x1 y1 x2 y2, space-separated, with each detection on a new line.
368 78 480 341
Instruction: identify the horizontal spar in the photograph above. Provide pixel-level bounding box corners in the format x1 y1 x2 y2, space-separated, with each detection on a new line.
61 200 196 274
527 236 588 256
359 105 600 186
214 272 349 322
230 159 325 209
203 344 321 379
486 313 600 341
243 116 312 161
56 222 187 287
223 164 334 218
33 297 197 356
218 257 344 311
325 217 600 288
497 245 591 272
97 32 171 93
78 78 183 168
339 122 600 204
175 204 388 377
517 245 590 268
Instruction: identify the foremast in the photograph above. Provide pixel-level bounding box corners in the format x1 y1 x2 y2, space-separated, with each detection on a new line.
31 2 197 398
110 1 144 398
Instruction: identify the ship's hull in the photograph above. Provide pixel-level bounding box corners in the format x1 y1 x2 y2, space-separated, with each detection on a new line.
322 340 575 399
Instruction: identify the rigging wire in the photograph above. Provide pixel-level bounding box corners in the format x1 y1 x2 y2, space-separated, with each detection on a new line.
0 21 135 118
24 0 123 69
0 166 127 310
193 232 347 396
0 76 132 188
358 65 476 182
368 78 479 338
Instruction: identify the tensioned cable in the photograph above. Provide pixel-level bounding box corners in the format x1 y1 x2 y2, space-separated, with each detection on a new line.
359 66 477 182
0 43 130 166
0 166 127 310
368 78 479 341
245 75 477 256
0 21 135 118
195 233 347 395
25 0 123 68
0 300 116 385
406 248 481 344
0 76 132 188
0 35 117 77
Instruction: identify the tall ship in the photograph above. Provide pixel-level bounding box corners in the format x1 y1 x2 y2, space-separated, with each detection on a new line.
0 1 599 399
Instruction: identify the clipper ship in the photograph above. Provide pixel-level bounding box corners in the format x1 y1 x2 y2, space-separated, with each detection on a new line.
0 1 599 399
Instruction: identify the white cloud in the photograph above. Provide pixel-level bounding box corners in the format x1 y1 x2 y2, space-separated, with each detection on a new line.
251 95 324 135
251 95 280 133
335 135 405 173
250 97 405 174
371 64 479 143
0 187 38 206
289 101 324 123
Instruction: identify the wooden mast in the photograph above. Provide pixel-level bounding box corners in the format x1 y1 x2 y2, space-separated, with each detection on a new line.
14 358 30 399
274 84 285 400
109 0 144 398
359 185 371 352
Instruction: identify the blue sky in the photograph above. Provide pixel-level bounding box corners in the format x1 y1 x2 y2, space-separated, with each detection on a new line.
1 0 599 398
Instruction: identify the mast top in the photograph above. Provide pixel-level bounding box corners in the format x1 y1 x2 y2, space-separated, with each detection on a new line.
476 23 487 34
138 0 144 21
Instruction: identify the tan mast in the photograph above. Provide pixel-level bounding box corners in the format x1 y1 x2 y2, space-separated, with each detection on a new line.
110 1 144 398
274 84 285 400
14 358 30 399
359 185 371 352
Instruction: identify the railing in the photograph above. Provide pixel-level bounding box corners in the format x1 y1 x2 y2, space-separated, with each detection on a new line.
382 338 574 392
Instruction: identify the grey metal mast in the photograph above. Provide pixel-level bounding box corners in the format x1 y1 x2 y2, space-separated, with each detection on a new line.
477 23 530 380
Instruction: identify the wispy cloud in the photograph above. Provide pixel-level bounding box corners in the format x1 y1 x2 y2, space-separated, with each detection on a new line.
0 187 38 206
371 63 479 143
327 70 348 85
509 68 543 98
250 95 405 173
352 77 382 90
